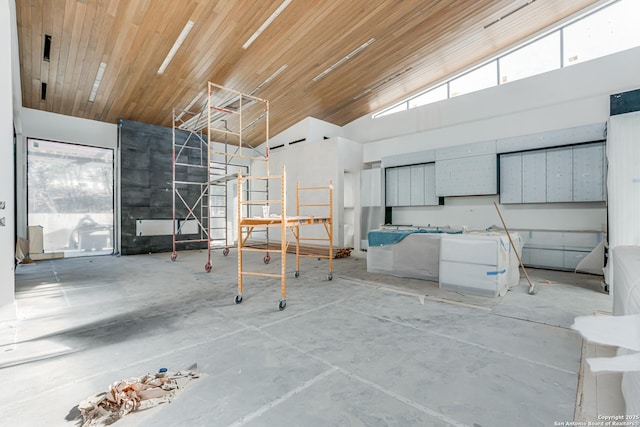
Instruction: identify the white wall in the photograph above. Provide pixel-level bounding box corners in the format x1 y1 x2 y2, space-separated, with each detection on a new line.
345 46 640 150
21 107 118 149
268 117 343 148
256 136 362 247
1 0 17 308
16 108 118 244
340 47 640 234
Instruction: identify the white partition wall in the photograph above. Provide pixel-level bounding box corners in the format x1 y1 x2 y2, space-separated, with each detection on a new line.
1 0 17 308
606 111 640 303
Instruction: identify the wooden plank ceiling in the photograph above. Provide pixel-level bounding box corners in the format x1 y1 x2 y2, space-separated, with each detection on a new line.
17 0 599 144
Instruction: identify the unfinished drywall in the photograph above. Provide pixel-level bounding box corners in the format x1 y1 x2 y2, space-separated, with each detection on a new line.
0 0 16 308
268 117 343 148
391 196 606 232
16 108 118 241
345 46 640 149
21 107 117 149
341 47 640 236
260 137 362 248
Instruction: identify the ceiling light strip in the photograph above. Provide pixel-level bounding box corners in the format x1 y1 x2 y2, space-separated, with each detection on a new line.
158 20 195 75
313 37 376 82
176 90 206 121
242 0 292 49
251 64 288 95
484 0 537 29
88 62 107 102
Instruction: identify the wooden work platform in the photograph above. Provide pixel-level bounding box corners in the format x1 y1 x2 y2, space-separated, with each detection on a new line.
236 166 334 311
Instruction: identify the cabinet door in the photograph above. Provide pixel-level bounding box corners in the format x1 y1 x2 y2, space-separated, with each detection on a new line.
573 143 605 202
385 168 398 207
410 165 425 206
424 163 439 205
361 168 381 207
499 152 522 203
546 147 573 202
522 151 546 203
397 167 411 206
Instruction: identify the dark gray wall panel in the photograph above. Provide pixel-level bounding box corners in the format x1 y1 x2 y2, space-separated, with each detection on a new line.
119 119 207 255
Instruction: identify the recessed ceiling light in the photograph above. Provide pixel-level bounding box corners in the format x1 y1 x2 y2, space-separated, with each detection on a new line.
242 0 292 49
88 62 107 102
158 20 195 75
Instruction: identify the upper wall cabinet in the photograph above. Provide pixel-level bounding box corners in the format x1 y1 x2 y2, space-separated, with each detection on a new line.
385 163 438 207
499 142 605 204
573 143 605 201
360 168 382 207
499 153 523 203
435 154 497 197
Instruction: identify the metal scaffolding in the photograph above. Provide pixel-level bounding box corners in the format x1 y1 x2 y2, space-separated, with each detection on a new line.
171 83 270 271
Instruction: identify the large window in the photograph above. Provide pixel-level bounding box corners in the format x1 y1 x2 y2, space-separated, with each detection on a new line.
409 84 447 108
499 31 561 84
27 139 114 257
374 0 640 118
563 0 639 66
449 62 497 98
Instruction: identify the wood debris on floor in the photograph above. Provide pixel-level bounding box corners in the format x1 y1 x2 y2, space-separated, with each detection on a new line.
76 366 199 427
250 242 352 259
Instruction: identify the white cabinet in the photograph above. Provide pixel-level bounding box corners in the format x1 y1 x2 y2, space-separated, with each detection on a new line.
435 154 497 197
573 142 605 202
499 153 522 203
397 167 411 206
424 163 439 205
410 165 425 206
360 168 381 207
522 151 546 203
546 147 573 202
518 229 605 271
500 142 605 204
385 163 439 206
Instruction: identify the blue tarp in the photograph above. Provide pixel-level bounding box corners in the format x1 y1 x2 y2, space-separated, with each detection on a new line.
367 227 462 247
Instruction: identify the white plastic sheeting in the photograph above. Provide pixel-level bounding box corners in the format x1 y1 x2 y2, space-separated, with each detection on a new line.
606 111 640 290
572 246 640 417
439 232 523 297
367 233 442 282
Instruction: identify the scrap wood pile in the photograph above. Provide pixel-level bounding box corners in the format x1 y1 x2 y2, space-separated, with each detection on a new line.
249 242 352 259
77 366 199 427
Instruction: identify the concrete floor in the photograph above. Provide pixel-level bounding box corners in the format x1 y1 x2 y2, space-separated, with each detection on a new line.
0 249 618 426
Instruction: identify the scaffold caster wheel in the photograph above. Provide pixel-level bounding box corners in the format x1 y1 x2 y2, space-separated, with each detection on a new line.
279 299 286 311
294 271 299 278
327 273 333 281
223 248 230 256
205 262 212 273
235 295 243 304
264 255 271 264
171 252 177 262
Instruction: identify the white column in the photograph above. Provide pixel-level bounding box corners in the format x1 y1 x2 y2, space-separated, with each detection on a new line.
0 0 17 307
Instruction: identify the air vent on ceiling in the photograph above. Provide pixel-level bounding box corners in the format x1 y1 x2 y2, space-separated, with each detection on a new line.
43 35 51 62
41 82 47 100
270 143 285 151
288 138 305 145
